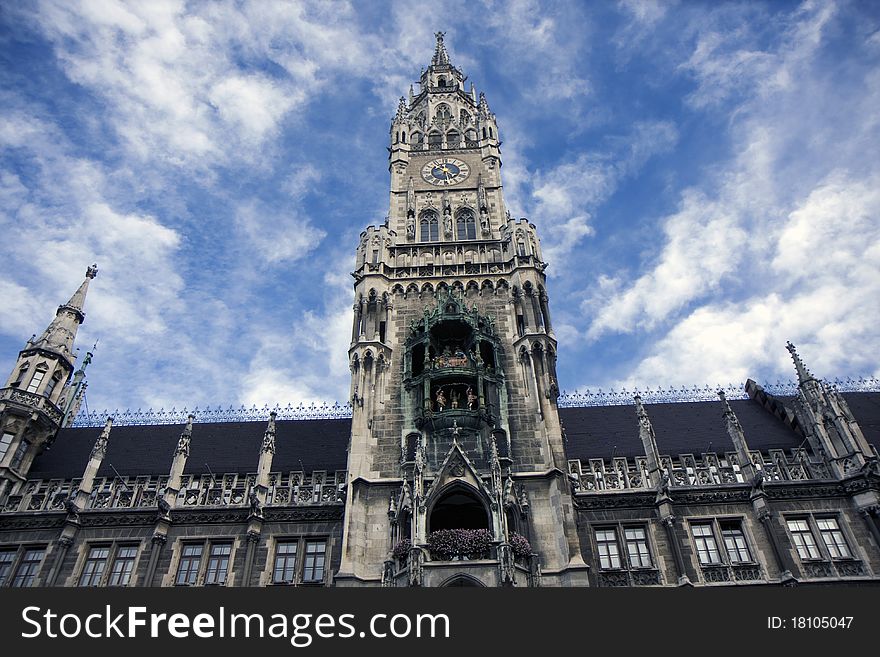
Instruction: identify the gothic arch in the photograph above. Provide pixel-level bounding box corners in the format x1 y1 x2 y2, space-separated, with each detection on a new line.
421 282 434 294
439 574 485 587
391 283 405 296
420 210 439 242
426 481 491 533
456 207 477 240
446 129 460 148
406 283 419 298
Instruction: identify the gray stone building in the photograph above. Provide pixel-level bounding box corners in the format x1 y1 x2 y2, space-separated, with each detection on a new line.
1 34 878 588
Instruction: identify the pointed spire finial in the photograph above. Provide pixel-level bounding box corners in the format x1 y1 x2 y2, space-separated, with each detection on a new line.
718 390 742 431
262 410 277 453
396 96 407 121
786 341 814 384
432 31 449 66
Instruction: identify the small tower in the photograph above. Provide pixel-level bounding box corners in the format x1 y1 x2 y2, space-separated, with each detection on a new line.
0 265 97 502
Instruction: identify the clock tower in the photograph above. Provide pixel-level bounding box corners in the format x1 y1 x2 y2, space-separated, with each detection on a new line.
335 33 589 587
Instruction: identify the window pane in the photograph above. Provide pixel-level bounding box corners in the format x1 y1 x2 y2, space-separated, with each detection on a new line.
273 541 298 584
303 540 326 583
624 527 652 568
176 544 203 585
720 522 752 563
787 519 821 559
79 546 110 586
205 543 231 585
12 548 44 587
817 518 851 559
0 549 16 586
108 546 138 586
26 369 45 394
0 432 14 461
594 528 621 569
691 523 722 565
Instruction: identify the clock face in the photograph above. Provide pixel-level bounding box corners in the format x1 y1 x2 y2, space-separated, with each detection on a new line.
421 158 470 186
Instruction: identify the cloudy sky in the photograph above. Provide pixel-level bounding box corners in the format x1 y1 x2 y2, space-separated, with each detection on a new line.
1 0 878 415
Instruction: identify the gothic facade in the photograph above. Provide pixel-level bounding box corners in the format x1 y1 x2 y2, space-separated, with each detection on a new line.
1 35 878 588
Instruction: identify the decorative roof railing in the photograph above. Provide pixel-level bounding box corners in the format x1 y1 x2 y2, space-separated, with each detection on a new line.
556 377 880 408
69 377 880 428
71 401 354 428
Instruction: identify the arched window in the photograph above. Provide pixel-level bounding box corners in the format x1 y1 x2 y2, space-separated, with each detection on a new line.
482 127 487 139
456 209 477 240
44 372 62 399
13 364 28 387
465 128 478 146
26 366 47 394
435 104 451 122
437 76 447 88
416 112 426 128
428 131 442 150
446 130 460 148
489 127 494 138
412 132 424 150
420 211 439 242
460 110 471 125
401 131 406 143
429 487 489 532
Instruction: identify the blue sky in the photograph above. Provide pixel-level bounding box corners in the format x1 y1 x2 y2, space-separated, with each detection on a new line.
1 0 878 414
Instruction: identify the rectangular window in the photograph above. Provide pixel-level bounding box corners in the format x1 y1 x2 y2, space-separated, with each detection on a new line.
691 523 722 565
11 547 44 587
594 528 622 569
273 541 299 584
816 518 851 559
108 546 138 586
371 250 379 264
204 542 231 585
624 527 652 568
720 521 752 564
0 432 14 462
10 439 29 470
79 545 110 586
25 369 45 394
0 549 16 586
175 544 203 585
787 519 821 560
302 540 326 583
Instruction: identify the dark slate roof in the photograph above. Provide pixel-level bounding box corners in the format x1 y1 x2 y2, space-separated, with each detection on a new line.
28 418 351 480
561 393 880 461
25 392 880 480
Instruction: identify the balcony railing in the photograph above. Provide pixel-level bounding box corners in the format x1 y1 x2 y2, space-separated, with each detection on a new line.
0 387 63 425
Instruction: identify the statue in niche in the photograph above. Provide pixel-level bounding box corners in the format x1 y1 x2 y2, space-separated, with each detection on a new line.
466 386 478 410
443 213 453 236
480 210 490 234
406 215 415 238
435 388 447 411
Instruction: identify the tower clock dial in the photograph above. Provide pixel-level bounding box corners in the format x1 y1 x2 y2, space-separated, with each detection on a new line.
420 158 470 186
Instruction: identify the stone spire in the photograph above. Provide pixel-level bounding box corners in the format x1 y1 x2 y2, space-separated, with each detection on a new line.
786 341 815 385
432 31 450 66
60 343 96 427
30 264 98 363
395 96 407 121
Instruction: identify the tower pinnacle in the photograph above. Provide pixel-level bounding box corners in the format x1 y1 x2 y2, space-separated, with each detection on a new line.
31 264 98 362
432 31 450 66
785 341 814 385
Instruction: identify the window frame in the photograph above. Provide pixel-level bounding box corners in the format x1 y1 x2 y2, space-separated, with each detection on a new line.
267 536 330 586
689 517 757 567
9 545 46 588
172 538 237 587
785 513 857 563
591 523 656 572
78 544 111 587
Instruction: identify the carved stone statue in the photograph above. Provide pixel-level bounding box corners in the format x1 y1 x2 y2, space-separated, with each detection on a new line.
443 213 452 236
435 388 447 411
450 389 460 409
466 386 478 410
406 215 415 238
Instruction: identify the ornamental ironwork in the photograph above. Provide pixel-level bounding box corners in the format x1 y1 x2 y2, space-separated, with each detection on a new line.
69 377 879 428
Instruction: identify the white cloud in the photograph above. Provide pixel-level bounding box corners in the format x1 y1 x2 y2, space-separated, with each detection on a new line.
586 1 880 387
